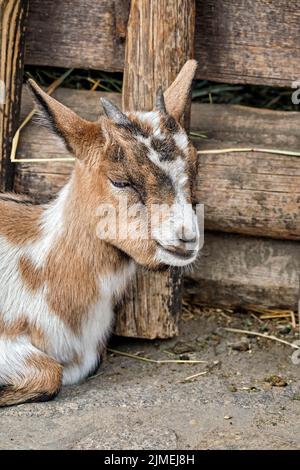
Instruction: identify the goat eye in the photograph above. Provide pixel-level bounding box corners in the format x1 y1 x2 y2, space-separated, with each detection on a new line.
109 179 130 189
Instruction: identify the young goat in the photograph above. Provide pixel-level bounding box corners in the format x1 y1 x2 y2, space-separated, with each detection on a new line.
0 61 200 406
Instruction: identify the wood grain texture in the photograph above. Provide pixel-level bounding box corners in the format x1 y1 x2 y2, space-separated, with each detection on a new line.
116 0 195 338
114 268 182 339
122 0 195 112
186 231 300 310
192 104 300 240
25 0 128 72
15 88 300 241
195 0 300 86
25 0 300 86
0 0 28 191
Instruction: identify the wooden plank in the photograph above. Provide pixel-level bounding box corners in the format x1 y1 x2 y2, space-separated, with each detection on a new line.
25 0 300 86
0 0 28 191
122 0 195 112
15 88 300 240
116 0 195 339
191 104 300 240
185 231 300 310
195 0 300 86
25 0 129 72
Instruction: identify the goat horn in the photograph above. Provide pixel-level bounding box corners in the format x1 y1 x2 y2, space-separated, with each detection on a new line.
155 87 167 114
100 98 131 125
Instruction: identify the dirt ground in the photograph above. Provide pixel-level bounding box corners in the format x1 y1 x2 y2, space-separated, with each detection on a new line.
1 304 300 450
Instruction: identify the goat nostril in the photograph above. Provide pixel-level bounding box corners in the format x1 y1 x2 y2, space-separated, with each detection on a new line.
176 226 197 244
179 234 197 244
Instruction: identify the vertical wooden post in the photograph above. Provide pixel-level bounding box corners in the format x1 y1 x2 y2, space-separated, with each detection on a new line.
115 0 196 339
0 0 28 191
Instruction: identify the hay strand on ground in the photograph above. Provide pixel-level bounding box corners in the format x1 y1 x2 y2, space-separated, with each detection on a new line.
224 327 300 349
107 348 207 364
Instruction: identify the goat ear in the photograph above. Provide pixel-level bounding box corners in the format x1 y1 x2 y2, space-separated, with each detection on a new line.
163 60 197 121
27 79 92 158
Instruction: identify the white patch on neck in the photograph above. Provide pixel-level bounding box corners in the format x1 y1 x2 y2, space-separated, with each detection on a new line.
24 179 72 268
0 177 137 387
62 260 136 385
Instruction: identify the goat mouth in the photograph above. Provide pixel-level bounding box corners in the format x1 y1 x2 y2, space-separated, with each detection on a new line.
156 242 197 260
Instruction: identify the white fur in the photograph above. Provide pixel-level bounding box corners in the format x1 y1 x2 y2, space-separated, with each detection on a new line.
0 337 32 384
0 111 197 392
26 181 71 268
173 131 189 153
0 183 136 388
63 262 136 384
135 111 164 139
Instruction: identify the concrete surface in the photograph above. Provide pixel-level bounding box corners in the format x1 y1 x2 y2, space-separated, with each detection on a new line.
0 305 300 450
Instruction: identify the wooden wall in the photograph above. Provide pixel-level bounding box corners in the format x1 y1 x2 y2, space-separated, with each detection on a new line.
25 0 300 86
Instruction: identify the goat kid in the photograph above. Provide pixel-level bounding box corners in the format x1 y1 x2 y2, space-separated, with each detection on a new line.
0 60 200 406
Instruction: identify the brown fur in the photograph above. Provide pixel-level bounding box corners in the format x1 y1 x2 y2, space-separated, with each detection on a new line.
15 169 129 333
0 198 42 245
0 316 47 351
4 88 196 335
0 353 62 407
19 256 44 291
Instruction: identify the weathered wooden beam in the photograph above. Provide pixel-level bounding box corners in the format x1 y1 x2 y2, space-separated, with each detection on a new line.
15 89 300 241
185 231 300 310
195 0 300 86
25 0 300 87
191 104 300 241
115 0 196 338
25 0 129 73
0 0 28 191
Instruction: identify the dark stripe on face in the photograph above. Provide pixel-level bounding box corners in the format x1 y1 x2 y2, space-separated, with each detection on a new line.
162 116 179 134
140 159 176 204
151 137 177 161
117 121 150 138
124 142 176 204
0 196 37 205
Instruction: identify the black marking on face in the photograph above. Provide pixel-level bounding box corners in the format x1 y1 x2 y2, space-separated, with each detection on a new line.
151 137 177 161
134 142 150 166
127 145 176 204
0 195 37 205
117 121 149 138
162 116 180 134
149 169 175 198
130 174 147 204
